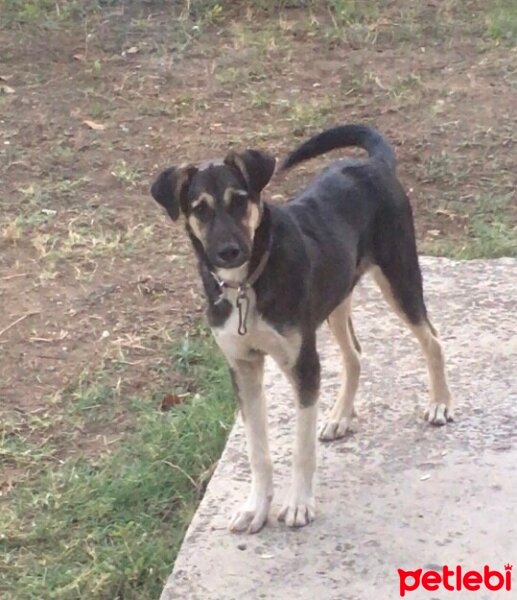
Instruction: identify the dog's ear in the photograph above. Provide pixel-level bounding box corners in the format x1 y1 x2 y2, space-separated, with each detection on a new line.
224 150 276 195
150 165 197 221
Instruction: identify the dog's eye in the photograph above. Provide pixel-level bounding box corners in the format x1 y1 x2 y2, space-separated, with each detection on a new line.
230 194 248 214
191 201 210 220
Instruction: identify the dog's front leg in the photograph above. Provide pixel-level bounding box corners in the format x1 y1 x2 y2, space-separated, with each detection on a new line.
278 337 320 528
228 355 273 534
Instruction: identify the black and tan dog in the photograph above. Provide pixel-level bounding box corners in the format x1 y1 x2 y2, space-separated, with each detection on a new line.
150 124 453 533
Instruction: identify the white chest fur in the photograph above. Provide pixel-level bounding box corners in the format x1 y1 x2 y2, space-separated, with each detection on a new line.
212 287 301 371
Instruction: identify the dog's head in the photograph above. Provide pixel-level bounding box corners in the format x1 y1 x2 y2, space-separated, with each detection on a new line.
151 150 275 269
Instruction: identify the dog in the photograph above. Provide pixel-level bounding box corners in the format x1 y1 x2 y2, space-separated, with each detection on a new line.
150 124 453 534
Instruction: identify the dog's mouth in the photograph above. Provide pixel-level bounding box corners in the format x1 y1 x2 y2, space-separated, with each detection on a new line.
214 260 249 284
210 244 250 270
212 254 249 270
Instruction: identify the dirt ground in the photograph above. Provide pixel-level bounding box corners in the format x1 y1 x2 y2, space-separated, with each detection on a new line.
0 0 515 476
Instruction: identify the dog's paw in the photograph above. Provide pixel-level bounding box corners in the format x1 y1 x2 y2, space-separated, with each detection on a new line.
278 495 315 528
228 494 272 534
425 402 454 426
319 417 351 441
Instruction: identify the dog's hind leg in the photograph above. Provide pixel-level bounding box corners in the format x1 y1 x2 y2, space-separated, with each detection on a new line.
319 295 361 441
371 264 453 425
228 355 273 534
278 334 320 528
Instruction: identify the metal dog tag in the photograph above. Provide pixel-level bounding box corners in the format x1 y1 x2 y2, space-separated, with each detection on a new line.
236 288 250 336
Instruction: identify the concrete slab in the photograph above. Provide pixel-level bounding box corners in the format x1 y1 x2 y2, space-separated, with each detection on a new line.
161 257 517 600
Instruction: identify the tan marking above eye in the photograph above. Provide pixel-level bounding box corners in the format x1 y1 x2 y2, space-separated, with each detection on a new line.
191 193 215 210
223 187 248 207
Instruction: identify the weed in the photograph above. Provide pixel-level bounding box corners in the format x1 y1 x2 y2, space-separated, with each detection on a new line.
70 377 117 420
468 216 516 257
48 143 75 166
250 0 314 10
327 0 380 25
421 153 457 184
31 232 57 258
283 97 334 136
0 0 93 25
425 217 517 258
89 101 108 120
248 89 274 109
111 160 141 186
486 0 517 43
388 74 423 101
89 59 102 79
204 2 224 23
6 177 88 226
424 191 517 259
1 219 23 244
231 21 289 53
0 0 58 23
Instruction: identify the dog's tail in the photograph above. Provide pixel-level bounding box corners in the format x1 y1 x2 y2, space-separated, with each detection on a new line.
280 124 396 172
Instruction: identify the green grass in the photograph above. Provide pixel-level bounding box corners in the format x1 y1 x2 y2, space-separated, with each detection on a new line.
423 189 517 259
486 0 517 43
111 160 142 187
283 97 334 137
327 0 380 24
0 0 94 24
424 214 517 259
0 333 235 600
0 0 223 26
435 219 516 259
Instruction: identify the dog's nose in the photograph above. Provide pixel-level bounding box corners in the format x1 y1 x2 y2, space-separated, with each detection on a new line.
217 243 242 265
